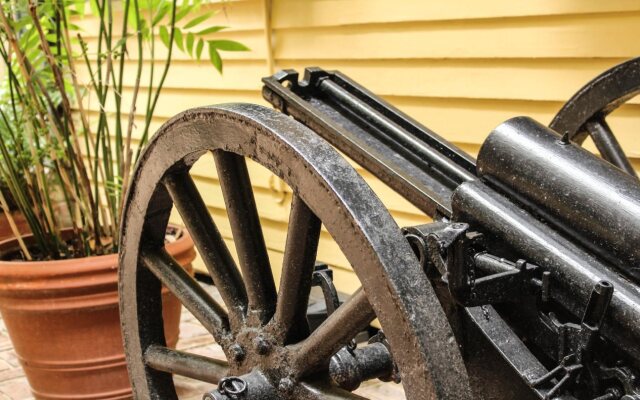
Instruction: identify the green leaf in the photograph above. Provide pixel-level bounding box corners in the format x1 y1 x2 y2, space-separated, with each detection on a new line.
196 38 204 60
175 4 193 23
152 4 169 26
174 28 184 51
186 32 195 56
114 37 128 50
74 0 85 17
183 12 212 29
159 25 170 48
208 40 249 52
197 26 227 35
127 1 140 29
208 42 222 73
89 0 99 17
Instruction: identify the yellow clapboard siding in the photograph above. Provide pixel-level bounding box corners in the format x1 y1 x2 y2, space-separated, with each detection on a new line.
273 0 640 28
81 88 266 119
75 60 268 91
80 1 640 295
275 58 640 103
85 86 640 153
80 29 265 61
82 57 640 102
274 12 640 60
74 0 264 37
79 58 640 105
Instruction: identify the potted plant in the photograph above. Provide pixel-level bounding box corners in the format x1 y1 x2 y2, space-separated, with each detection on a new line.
0 0 247 398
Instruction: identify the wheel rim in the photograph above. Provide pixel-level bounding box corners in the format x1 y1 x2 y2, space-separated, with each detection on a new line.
119 103 471 399
550 57 640 177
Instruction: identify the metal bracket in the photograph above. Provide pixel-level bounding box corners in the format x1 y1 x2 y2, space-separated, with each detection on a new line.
447 231 540 307
403 222 468 276
533 281 614 399
311 262 341 316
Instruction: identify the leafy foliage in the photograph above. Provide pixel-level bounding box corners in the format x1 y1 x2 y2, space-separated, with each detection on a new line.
0 0 248 260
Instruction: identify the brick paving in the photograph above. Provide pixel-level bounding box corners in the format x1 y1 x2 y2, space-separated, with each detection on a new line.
0 283 403 399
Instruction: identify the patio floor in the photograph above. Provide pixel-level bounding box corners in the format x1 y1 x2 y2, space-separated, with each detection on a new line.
0 283 404 400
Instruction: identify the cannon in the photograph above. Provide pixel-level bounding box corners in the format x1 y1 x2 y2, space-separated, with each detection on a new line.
118 57 640 399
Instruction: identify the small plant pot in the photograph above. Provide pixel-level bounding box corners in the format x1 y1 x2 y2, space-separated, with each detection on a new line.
0 227 195 400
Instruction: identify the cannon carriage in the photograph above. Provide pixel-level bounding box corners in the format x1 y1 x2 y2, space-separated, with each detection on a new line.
118 57 640 399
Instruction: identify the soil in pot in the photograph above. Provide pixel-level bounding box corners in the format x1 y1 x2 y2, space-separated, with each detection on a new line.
0 228 195 400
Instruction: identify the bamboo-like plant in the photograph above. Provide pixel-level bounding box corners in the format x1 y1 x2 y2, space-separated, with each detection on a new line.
0 0 247 260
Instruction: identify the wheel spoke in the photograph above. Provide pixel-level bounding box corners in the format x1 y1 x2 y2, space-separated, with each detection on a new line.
144 345 228 384
585 118 638 177
163 170 248 326
141 248 230 341
289 287 376 377
214 150 277 324
273 195 322 344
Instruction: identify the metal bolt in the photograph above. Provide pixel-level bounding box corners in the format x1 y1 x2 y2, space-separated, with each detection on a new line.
278 377 294 394
254 336 271 355
229 344 245 362
217 376 247 399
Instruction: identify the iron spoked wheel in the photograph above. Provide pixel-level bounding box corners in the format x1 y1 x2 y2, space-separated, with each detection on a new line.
550 57 640 177
119 104 471 400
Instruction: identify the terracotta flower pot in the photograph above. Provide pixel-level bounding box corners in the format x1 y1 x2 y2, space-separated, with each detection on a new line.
0 228 195 400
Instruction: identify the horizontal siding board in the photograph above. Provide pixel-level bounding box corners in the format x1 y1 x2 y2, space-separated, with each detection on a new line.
273 0 640 28
274 12 640 59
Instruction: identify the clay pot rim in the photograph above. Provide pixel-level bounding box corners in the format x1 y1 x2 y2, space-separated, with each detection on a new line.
0 225 192 276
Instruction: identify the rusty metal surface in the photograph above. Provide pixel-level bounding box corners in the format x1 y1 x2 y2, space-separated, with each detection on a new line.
119 104 471 399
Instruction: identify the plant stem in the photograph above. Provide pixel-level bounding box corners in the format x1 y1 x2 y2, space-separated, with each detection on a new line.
135 0 177 162
0 189 31 260
120 0 144 219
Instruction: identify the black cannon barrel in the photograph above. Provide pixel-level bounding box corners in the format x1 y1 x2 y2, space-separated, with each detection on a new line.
452 180 640 362
476 117 640 281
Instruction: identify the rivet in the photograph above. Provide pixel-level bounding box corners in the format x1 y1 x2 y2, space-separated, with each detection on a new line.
254 336 271 355
229 344 245 362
